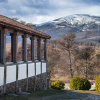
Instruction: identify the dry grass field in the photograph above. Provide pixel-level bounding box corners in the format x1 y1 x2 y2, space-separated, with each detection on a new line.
51 74 70 83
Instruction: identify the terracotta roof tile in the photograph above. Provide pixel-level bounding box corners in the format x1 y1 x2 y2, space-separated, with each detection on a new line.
0 15 51 39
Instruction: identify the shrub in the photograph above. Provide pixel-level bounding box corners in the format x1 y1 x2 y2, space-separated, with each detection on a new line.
51 80 65 90
69 76 91 90
95 75 100 92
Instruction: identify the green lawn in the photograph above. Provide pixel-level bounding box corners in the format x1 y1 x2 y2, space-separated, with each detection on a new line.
0 90 66 100
1 89 100 100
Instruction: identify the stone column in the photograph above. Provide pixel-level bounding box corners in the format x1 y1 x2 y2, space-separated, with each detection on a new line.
22 34 28 62
1 28 7 64
13 32 19 63
34 62 36 91
11 34 14 62
13 31 19 94
26 61 28 91
30 36 35 62
40 61 42 90
22 34 28 91
44 39 47 90
44 39 47 61
10 32 19 62
45 62 47 90
0 30 1 63
37 38 41 61
1 28 7 94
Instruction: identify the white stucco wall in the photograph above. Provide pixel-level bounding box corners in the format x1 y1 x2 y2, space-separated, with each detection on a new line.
28 63 35 77
36 62 41 75
0 62 47 86
6 65 16 84
42 63 46 73
18 64 26 80
0 67 4 86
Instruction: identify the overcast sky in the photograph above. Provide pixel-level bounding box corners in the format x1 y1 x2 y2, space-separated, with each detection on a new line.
0 0 100 24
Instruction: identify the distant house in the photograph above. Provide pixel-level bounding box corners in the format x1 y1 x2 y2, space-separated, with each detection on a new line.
89 80 95 90
0 15 51 94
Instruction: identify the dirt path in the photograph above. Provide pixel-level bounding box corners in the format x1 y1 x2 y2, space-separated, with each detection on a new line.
34 90 100 100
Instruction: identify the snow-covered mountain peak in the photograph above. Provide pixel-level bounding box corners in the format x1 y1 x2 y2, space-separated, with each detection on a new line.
54 14 100 26
34 14 100 40
37 14 100 28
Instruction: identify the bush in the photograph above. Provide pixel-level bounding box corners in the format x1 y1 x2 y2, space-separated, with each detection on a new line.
69 76 91 90
51 80 65 90
95 75 100 92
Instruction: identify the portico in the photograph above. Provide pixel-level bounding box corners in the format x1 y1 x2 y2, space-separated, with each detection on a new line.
0 15 51 94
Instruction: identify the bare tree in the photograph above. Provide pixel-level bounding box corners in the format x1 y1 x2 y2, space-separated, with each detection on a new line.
20 20 26 25
12 18 36 28
26 23 36 28
47 44 60 80
11 18 18 21
77 46 95 79
57 32 76 79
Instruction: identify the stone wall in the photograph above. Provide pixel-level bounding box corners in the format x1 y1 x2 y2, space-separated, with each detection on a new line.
41 73 47 90
47 79 50 89
6 82 16 94
28 76 35 91
0 72 47 94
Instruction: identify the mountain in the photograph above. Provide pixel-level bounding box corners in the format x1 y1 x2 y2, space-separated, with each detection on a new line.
34 14 100 41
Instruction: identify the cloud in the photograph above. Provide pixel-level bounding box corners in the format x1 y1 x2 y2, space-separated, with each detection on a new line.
0 0 8 3
80 0 100 5
0 0 100 24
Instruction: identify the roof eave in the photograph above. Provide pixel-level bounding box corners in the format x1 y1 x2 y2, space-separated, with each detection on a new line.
0 21 51 39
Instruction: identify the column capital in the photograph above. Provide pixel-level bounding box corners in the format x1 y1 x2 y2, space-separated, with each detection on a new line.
30 36 35 40
22 34 28 38
1 28 8 34
37 38 41 41
13 31 19 36
10 32 19 37
44 39 47 42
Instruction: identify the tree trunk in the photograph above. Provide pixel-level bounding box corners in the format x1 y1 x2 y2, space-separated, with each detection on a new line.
68 50 73 79
85 59 88 79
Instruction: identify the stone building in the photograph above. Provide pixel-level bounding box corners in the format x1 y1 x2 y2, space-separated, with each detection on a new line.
0 15 51 94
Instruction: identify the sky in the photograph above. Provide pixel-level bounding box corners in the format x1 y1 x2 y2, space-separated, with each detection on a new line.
0 0 100 24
